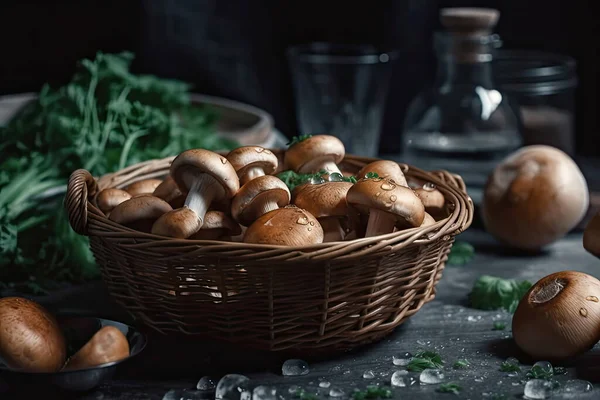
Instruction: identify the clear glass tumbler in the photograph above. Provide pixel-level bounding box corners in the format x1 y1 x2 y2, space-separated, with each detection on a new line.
287 43 397 157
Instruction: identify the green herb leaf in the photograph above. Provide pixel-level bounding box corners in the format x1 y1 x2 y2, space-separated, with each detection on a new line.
276 169 356 192
453 359 470 369
364 172 380 179
287 134 313 146
499 360 521 373
469 275 532 313
492 321 506 331
526 363 554 380
437 383 461 395
447 241 475 265
407 351 444 372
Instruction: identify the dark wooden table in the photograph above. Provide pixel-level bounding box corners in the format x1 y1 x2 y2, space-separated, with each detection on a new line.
3 227 600 400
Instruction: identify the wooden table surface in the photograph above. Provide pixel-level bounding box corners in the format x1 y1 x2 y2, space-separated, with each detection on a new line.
3 227 600 400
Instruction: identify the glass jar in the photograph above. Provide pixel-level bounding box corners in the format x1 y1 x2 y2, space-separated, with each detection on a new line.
402 32 522 188
493 50 578 156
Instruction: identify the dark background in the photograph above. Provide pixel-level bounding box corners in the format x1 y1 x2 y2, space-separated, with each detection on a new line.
0 0 597 155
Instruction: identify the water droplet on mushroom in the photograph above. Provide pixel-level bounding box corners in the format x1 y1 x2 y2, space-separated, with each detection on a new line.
375 192 381 197
307 227 312 231
309 176 326 185
390 195 397 202
580 308 588 317
423 182 436 190
296 217 309 225
288 227 293 230
221 158 227 164
381 182 395 190
328 172 344 182
586 296 599 302
309 221 315 226
255 147 264 152
372 177 383 182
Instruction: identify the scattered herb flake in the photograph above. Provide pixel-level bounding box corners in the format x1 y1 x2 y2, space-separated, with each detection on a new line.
287 134 313 146
407 351 444 372
352 386 393 399
492 321 506 331
453 359 470 369
469 275 532 313
364 172 380 179
277 169 357 192
527 364 554 380
447 241 475 265
437 383 462 395
499 360 521 373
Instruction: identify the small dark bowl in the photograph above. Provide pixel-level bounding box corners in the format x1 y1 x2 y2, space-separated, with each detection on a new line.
0 315 146 396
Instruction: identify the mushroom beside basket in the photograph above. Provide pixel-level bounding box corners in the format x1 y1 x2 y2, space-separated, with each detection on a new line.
65 151 473 353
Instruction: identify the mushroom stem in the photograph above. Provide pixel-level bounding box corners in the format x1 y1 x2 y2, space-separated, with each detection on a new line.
183 172 223 224
259 199 280 216
299 158 342 175
365 209 397 237
320 217 345 242
241 167 265 186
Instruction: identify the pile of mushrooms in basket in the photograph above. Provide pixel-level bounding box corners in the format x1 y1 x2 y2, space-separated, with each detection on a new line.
98 134 447 244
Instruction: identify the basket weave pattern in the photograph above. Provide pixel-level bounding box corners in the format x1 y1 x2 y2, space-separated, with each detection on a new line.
66 153 473 351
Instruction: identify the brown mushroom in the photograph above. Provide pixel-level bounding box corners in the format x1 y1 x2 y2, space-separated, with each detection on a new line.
584 211 600 258
415 183 447 220
125 179 162 197
64 326 130 370
284 135 345 174
347 177 425 237
96 188 131 216
231 175 291 227
226 146 279 186
244 205 324 246
151 207 202 239
189 211 242 240
109 194 173 232
357 160 408 186
293 181 353 242
153 175 185 208
170 149 240 227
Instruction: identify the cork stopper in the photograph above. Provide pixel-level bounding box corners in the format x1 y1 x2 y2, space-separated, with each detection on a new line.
440 8 500 36
439 8 501 63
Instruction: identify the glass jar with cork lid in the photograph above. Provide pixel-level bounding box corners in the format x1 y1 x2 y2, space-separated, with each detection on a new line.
402 8 522 188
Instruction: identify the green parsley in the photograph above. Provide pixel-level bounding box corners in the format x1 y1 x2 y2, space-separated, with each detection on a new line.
407 351 444 372
364 172 380 179
453 359 470 369
352 386 393 399
287 134 313 146
276 169 357 192
437 383 461 395
526 363 554 380
492 321 506 331
469 275 532 313
447 241 475 265
499 360 521 373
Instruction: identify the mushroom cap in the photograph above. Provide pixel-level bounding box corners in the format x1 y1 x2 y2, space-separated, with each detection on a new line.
293 181 353 219
243 205 324 246
109 195 173 226
420 212 436 227
125 179 163 197
482 145 589 250
231 175 290 226
284 135 345 172
153 175 184 203
584 211 600 258
190 211 242 240
151 207 202 239
415 184 446 216
96 188 132 215
170 149 239 199
357 160 407 186
226 146 278 177
347 178 425 228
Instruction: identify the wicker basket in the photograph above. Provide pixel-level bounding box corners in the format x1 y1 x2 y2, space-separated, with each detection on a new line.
65 152 473 352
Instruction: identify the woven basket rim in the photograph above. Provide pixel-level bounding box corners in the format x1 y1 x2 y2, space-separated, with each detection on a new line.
66 151 473 261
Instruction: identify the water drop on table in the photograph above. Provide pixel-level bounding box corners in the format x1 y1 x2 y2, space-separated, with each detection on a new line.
288 385 300 394
240 391 252 400
420 368 444 384
252 385 277 400
215 374 251 400
362 370 375 379
391 371 408 387
196 376 216 391
524 379 554 399
416 339 427 345
319 381 331 388
282 359 310 376
393 352 412 366
328 172 343 182
162 389 205 400
329 388 345 397
379 370 391 377
532 361 553 375
557 379 593 398
474 376 485 383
